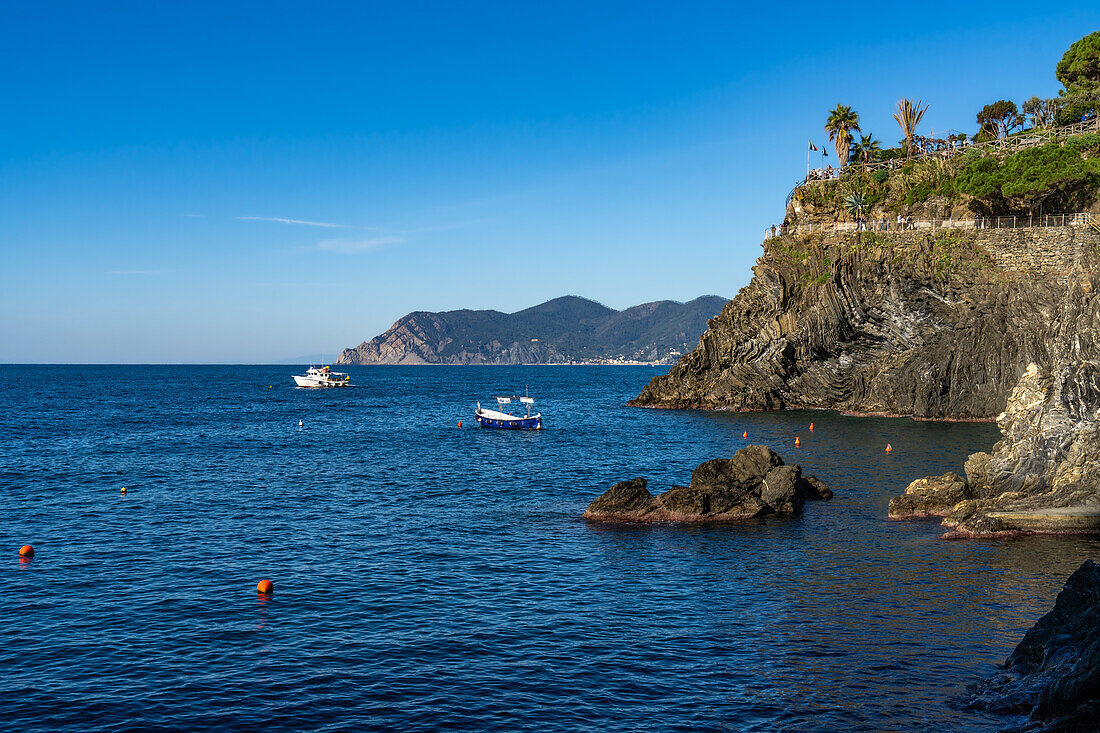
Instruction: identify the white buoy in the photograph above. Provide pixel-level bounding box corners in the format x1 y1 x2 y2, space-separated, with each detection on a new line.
298 420 303 427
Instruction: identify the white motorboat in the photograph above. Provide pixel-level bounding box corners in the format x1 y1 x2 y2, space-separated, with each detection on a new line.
292 365 352 388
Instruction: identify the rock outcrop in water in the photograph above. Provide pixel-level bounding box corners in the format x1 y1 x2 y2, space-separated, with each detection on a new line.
631 228 1100 419
890 359 1100 538
583 445 832 522
969 560 1100 730
887 472 972 520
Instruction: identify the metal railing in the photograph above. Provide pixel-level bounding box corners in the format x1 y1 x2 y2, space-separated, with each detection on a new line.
763 213 1098 240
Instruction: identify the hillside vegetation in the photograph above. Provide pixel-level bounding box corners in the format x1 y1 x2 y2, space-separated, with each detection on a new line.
792 30 1100 224
793 133 1100 222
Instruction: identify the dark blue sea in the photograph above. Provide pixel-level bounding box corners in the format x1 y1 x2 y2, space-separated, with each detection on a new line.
3 365 1097 732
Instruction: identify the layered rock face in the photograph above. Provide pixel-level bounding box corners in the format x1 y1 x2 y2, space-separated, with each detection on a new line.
582 445 832 522
969 560 1100 730
890 358 1100 537
632 229 1099 419
889 270 1100 536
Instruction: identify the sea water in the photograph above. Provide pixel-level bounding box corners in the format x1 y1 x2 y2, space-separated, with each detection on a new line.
2 365 1097 731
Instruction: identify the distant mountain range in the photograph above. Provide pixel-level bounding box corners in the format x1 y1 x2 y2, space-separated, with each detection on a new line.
334 295 728 365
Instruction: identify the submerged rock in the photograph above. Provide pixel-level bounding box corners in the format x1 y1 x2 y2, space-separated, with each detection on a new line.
969 560 1100 731
582 445 832 522
891 360 1100 538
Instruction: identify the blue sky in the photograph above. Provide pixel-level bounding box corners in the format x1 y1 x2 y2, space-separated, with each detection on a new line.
3 2 1099 362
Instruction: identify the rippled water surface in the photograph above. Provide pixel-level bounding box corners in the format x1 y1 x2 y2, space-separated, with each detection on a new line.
3 365 1098 731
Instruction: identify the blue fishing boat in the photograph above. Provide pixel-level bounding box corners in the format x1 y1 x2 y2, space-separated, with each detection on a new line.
475 394 543 430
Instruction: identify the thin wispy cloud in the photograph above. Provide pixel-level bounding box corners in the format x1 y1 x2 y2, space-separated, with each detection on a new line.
239 216 346 228
317 236 403 254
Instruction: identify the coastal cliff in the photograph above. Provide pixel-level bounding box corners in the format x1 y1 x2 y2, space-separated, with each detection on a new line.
335 295 726 365
631 227 1100 419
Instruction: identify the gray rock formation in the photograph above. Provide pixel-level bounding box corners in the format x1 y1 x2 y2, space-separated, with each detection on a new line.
891 360 1100 537
582 445 832 522
631 229 1100 419
969 560 1100 731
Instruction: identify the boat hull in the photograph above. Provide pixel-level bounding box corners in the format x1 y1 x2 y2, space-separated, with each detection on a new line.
292 376 350 388
475 412 542 430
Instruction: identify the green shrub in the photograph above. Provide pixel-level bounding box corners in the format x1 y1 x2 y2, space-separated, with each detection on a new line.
957 140 1100 199
905 182 934 204
999 144 1100 197
1067 132 1100 154
872 169 889 183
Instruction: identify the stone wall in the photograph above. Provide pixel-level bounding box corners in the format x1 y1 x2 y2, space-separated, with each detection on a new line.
973 227 1100 280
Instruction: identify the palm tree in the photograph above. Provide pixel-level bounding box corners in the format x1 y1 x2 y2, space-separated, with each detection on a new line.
850 133 882 167
893 98 928 159
825 105 861 168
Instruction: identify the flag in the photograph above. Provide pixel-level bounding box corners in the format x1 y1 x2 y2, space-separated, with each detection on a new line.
822 148 828 157
808 141 817 151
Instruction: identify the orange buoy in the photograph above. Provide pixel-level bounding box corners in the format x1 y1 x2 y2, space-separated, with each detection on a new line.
458 421 462 428
809 422 814 431
885 443 893 453
742 431 748 438
257 579 273 595
794 437 801 446
120 486 127 494
19 545 34 558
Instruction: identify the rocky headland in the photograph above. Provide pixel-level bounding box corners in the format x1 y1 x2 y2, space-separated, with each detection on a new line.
583 445 832 522
969 560 1100 731
335 295 727 365
633 123 1100 418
